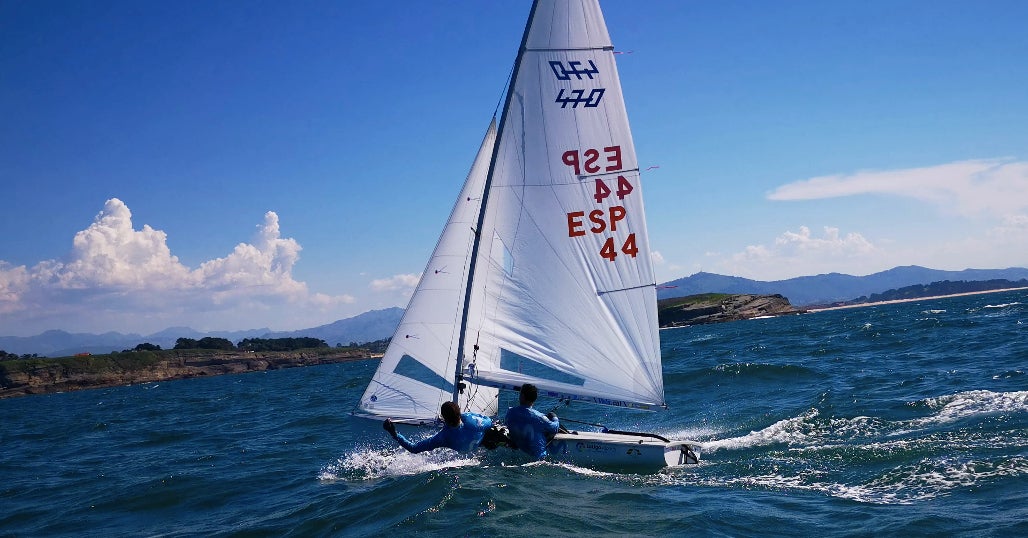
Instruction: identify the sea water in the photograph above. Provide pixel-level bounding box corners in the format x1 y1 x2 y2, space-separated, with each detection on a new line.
2 289 1026 536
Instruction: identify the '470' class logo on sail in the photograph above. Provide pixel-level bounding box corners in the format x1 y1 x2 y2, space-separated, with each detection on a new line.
562 146 639 262
550 59 605 108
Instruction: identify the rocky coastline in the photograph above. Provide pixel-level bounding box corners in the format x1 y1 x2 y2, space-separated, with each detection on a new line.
3 293 806 399
0 349 376 399
658 293 805 328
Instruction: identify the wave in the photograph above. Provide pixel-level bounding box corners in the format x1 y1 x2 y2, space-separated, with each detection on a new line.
910 389 1028 427
701 390 1027 454
686 455 1028 505
659 330 718 345
701 409 824 452
708 362 820 379
664 425 720 441
844 455 1028 504
983 302 1022 309
689 388 1028 504
544 460 620 478
319 446 479 481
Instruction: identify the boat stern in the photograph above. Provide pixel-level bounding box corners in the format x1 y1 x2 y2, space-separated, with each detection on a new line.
549 430 700 471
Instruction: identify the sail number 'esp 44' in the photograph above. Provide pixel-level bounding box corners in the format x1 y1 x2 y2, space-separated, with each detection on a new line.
550 57 638 264
562 146 638 263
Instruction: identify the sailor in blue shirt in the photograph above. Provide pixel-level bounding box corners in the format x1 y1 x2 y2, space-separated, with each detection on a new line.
383 401 493 454
504 383 560 460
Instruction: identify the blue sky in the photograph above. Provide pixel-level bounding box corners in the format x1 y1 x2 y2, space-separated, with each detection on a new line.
2 0 1027 337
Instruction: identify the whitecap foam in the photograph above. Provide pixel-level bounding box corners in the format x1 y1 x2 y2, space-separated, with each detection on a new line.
689 333 718 343
665 425 719 441
702 409 895 454
702 409 820 453
845 454 1028 504
547 460 619 478
983 302 1021 309
319 446 479 481
682 455 1028 505
919 390 1028 425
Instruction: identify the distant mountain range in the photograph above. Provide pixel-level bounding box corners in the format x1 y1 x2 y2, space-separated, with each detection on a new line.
657 265 1028 306
4 265 1028 357
0 308 403 357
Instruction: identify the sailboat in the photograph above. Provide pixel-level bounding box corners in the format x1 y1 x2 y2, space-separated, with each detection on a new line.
354 0 699 470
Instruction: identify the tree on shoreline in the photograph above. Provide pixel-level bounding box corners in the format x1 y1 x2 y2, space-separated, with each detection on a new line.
237 337 328 352
174 337 235 350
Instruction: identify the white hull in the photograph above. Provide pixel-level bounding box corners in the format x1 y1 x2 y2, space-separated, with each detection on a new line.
548 430 699 471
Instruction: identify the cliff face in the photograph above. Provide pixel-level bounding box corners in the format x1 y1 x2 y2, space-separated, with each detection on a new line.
658 294 805 328
0 350 373 399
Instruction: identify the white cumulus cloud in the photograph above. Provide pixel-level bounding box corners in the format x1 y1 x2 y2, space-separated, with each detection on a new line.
37 199 194 290
198 211 305 295
0 262 30 314
370 273 421 292
0 198 355 335
717 226 884 280
773 226 875 256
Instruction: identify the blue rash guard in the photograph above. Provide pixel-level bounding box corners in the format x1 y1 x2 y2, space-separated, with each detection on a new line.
504 405 559 460
394 412 493 454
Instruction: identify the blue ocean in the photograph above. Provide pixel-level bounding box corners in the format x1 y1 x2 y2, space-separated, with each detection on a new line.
2 289 1026 537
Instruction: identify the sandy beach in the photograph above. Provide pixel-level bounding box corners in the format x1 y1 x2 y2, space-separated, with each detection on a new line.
807 287 1028 313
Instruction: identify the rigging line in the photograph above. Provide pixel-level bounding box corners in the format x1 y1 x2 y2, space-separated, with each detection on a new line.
495 65 515 118
557 416 609 429
543 399 570 416
465 382 483 413
461 343 482 413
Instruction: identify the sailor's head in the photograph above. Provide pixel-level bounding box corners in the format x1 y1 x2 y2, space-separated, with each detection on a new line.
440 401 461 427
519 383 538 406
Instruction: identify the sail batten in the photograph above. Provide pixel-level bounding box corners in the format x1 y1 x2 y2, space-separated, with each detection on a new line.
578 168 641 179
597 283 657 295
525 46 614 52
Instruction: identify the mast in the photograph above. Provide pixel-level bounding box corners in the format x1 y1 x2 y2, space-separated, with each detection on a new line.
451 0 541 403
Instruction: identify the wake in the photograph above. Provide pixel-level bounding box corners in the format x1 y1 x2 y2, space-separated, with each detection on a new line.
701 389 1028 454
688 389 1028 504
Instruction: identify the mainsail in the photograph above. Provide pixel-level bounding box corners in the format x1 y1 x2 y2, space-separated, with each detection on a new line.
355 120 499 423
357 0 665 423
461 0 665 410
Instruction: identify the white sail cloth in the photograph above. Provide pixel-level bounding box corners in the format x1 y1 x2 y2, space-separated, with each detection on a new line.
356 121 499 422
357 0 666 420
464 0 665 410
